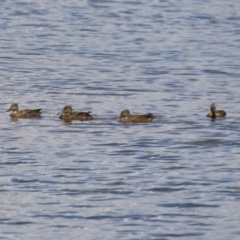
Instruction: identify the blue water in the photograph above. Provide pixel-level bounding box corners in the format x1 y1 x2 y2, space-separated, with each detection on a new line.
0 0 240 239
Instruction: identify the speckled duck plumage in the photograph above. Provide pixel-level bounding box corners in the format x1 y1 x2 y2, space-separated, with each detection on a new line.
58 105 93 121
119 109 155 122
6 103 42 118
206 103 226 118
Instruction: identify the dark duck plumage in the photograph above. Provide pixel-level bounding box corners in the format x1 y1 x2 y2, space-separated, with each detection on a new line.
58 105 93 121
6 103 42 118
206 103 226 118
119 109 155 123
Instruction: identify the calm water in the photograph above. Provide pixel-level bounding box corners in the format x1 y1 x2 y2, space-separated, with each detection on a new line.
0 0 240 239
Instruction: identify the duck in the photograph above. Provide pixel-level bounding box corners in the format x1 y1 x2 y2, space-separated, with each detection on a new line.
6 103 42 118
206 103 226 118
58 105 93 121
119 109 155 122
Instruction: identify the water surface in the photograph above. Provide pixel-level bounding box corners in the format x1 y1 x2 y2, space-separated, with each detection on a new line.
0 0 240 239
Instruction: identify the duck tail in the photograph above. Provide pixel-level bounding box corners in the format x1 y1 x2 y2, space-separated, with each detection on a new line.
146 113 155 118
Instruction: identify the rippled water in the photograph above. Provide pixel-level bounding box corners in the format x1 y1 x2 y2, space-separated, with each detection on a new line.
0 0 240 239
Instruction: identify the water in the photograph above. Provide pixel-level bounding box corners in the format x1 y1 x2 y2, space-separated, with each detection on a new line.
0 0 240 239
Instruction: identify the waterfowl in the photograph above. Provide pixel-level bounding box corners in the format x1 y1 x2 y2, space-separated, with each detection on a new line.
119 109 155 122
206 103 226 118
6 103 42 118
58 105 93 121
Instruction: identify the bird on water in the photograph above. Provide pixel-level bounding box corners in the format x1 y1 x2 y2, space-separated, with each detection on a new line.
119 109 155 122
6 103 42 118
58 105 93 121
206 103 226 118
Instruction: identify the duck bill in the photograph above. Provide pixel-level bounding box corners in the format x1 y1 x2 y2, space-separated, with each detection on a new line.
117 115 123 119
57 111 63 115
6 107 11 112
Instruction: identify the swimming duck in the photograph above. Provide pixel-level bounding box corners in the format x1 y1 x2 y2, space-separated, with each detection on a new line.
58 105 93 121
119 109 155 122
6 103 42 118
206 103 226 118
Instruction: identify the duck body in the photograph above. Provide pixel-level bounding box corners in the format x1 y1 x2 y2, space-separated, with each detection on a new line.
59 106 93 121
206 103 226 118
119 109 155 123
6 104 42 118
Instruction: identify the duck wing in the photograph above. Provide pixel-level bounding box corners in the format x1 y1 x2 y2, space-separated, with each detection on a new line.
130 114 154 122
72 111 93 120
215 110 226 117
26 109 42 117
14 109 41 118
